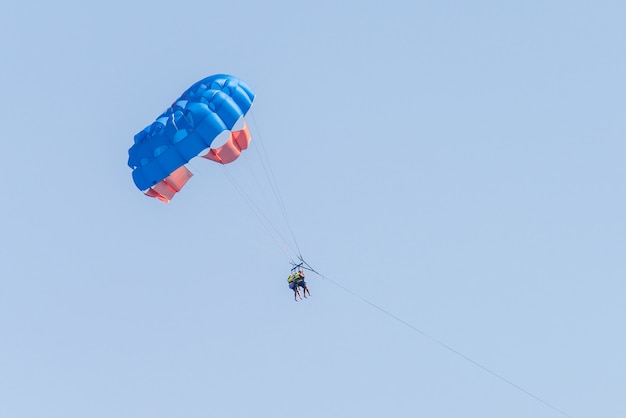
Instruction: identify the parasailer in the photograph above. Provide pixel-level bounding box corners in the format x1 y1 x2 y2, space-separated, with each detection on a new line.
128 74 255 202
295 269 311 298
287 273 302 301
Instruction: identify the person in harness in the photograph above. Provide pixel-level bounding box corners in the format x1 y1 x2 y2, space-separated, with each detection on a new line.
287 272 302 301
294 269 311 298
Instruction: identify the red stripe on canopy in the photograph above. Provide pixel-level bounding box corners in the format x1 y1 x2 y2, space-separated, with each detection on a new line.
203 121 251 164
144 165 193 203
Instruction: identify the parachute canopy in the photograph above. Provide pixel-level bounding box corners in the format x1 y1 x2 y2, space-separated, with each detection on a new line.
128 74 255 202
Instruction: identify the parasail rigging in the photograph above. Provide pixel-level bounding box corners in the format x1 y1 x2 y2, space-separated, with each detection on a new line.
127 74 308 268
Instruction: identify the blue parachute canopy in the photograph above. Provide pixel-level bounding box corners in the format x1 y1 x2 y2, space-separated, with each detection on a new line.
128 74 255 201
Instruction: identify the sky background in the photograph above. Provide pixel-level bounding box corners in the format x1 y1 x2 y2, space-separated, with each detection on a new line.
1 1 625 417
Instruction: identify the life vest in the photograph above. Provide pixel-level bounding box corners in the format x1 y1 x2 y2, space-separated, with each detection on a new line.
287 274 295 283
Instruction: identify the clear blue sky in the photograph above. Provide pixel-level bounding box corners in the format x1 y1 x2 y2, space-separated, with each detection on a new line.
1 1 625 417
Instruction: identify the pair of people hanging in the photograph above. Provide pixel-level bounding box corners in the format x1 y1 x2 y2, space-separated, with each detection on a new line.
287 269 311 301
